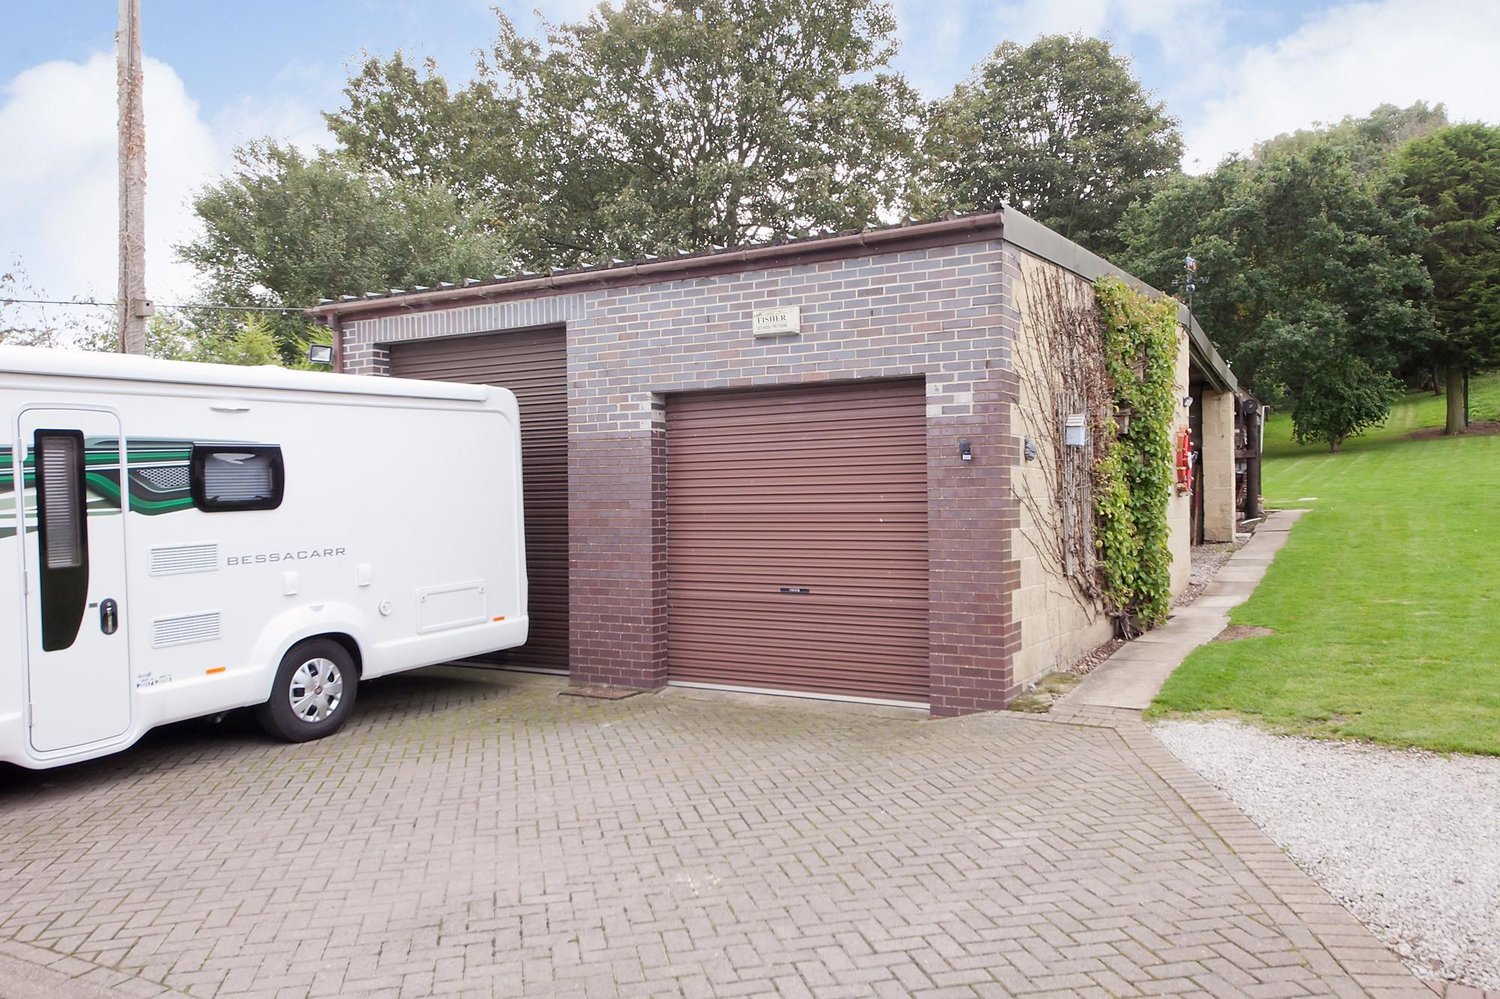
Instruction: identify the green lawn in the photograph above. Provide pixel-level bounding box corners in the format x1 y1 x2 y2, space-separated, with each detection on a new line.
1149 375 1500 755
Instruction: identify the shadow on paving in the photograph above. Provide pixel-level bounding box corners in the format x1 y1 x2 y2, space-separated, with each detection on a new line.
0 671 492 801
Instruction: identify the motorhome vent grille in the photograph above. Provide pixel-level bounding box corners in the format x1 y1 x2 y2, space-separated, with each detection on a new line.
140 466 189 491
149 543 218 576
152 612 221 648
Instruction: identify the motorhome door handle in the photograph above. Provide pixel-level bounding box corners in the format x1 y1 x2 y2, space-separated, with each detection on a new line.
100 599 119 636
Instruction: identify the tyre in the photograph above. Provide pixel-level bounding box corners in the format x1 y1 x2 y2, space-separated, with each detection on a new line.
256 638 359 743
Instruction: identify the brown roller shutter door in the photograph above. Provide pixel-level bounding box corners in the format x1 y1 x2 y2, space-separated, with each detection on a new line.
668 380 929 702
389 329 569 672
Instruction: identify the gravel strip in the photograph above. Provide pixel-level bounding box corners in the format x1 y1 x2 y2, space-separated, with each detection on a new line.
1153 719 1500 990
1172 540 1242 608
1064 637 1124 676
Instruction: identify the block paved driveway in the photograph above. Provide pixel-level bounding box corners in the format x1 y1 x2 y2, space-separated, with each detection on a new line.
0 668 1425 999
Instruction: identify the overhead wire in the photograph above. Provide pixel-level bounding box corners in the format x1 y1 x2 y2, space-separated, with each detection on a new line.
0 297 311 314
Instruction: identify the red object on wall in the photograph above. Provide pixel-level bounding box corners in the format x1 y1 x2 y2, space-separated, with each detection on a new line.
1175 426 1193 493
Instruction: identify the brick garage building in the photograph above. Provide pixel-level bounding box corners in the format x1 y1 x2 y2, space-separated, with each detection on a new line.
310 209 1239 717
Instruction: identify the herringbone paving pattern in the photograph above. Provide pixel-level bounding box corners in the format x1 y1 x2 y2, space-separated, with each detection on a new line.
0 669 1423 998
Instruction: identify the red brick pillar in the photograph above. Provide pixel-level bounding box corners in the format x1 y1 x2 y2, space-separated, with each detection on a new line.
926 367 1022 716
567 428 669 689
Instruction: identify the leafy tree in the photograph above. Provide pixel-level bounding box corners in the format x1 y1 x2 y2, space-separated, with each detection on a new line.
921 34 1182 257
1122 103 1449 376
1113 163 1251 358
1252 101 1448 177
1393 123 1500 434
187 0 922 329
1254 303 1402 451
324 52 524 209
72 309 331 368
476 0 923 265
179 141 509 363
1121 140 1430 450
75 310 189 358
178 313 327 368
0 266 62 348
320 1 923 270
0 262 113 349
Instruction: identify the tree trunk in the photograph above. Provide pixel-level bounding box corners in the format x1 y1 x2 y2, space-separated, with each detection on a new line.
1444 365 1468 435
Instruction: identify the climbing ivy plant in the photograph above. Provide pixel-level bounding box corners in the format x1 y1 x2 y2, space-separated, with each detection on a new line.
1093 277 1179 634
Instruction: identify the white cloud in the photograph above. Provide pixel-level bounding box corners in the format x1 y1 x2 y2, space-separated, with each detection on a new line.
1112 0 1228 64
0 54 216 310
1184 0 1500 171
890 0 975 95
893 0 1228 103
990 0 1112 41
984 0 1225 61
211 91 329 157
0 52 329 327
491 0 604 31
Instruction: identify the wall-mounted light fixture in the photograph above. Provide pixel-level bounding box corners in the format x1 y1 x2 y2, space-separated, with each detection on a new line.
1182 395 1194 409
959 438 973 462
307 344 334 366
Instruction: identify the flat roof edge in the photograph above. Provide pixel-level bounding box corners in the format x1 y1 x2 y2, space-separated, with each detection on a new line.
305 213 1008 322
1000 207 1237 393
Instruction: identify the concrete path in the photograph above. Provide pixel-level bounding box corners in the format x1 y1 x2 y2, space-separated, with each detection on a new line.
1 656 1428 998
1061 509 1306 713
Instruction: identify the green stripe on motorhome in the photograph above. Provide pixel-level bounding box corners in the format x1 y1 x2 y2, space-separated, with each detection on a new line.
2 438 209 521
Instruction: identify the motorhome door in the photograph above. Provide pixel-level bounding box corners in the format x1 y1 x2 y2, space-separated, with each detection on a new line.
18 409 132 753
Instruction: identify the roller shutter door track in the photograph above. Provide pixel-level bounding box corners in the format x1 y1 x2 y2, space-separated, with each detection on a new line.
388 329 569 672
667 380 929 702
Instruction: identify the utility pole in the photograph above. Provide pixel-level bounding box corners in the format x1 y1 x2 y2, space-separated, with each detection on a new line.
117 0 150 354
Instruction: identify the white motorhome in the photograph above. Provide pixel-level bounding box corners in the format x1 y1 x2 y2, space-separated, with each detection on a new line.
1 345 527 769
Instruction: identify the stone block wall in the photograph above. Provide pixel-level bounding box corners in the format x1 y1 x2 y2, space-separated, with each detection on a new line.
1200 388 1238 543
1004 250 1116 686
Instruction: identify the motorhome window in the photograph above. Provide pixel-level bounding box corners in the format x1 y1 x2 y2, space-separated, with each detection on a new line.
191 445 284 512
36 432 86 569
34 430 91 652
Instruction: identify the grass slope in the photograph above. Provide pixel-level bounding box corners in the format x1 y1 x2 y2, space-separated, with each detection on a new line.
1150 375 1500 755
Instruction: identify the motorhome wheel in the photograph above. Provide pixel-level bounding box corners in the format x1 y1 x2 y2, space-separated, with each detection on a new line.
256 639 359 742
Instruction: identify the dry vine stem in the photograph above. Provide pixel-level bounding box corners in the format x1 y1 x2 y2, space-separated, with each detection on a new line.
1013 264 1113 616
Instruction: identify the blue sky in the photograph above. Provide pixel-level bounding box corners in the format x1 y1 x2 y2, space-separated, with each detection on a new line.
2 0 1497 311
